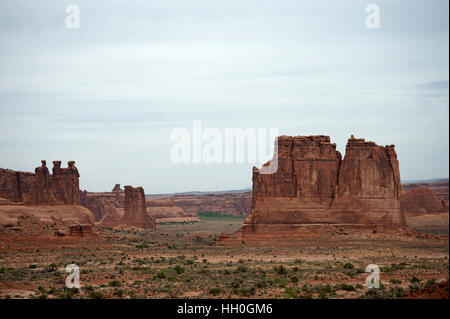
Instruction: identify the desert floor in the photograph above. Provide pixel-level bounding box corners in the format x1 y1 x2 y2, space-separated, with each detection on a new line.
0 215 448 299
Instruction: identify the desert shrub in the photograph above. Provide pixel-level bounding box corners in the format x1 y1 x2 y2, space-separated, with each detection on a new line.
343 263 355 269
284 287 299 298
184 259 194 265
109 280 122 287
237 265 249 273
237 286 255 297
230 278 242 289
393 286 404 298
339 283 355 291
426 278 436 287
58 288 79 299
113 289 125 298
197 267 210 275
47 287 57 295
256 280 267 289
273 265 287 275
6 268 30 281
208 287 223 296
155 270 166 279
173 265 185 274
314 284 332 295
89 291 105 299
410 276 421 283
390 279 402 284
44 263 57 272
381 263 407 273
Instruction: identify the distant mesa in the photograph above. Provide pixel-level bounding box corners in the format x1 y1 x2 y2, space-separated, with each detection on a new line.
241 135 406 238
147 198 199 223
401 187 448 216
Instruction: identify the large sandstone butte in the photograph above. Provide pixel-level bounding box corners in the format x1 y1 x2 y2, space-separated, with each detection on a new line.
97 185 156 229
0 161 95 236
242 135 406 237
123 186 155 228
401 187 448 216
0 160 81 205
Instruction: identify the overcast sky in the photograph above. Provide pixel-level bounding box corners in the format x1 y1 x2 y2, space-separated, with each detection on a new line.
0 0 448 193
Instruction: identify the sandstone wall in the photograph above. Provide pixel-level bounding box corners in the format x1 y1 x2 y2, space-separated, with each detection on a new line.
80 190 124 221
401 187 448 216
402 180 449 210
243 135 406 236
0 168 35 203
97 185 156 229
0 161 81 205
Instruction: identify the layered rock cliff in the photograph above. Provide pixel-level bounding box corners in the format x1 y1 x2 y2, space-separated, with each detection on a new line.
243 135 405 236
0 161 81 205
401 187 448 216
402 180 449 211
97 185 156 229
0 168 35 203
80 190 124 221
0 161 95 236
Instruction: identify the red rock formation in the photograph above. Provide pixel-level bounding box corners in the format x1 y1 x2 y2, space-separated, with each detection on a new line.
0 162 96 237
97 186 156 229
96 209 124 228
112 184 122 192
29 160 56 205
242 135 406 237
1 161 81 205
69 224 96 237
402 180 449 211
401 187 448 216
51 161 80 205
80 189 124 221
0 168 35 203
122 186 155 228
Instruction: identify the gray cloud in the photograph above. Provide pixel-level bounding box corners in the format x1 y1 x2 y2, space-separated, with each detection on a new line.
0 0 448 192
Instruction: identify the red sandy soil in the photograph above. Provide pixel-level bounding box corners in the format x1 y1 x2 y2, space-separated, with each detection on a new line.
403 280 449 299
